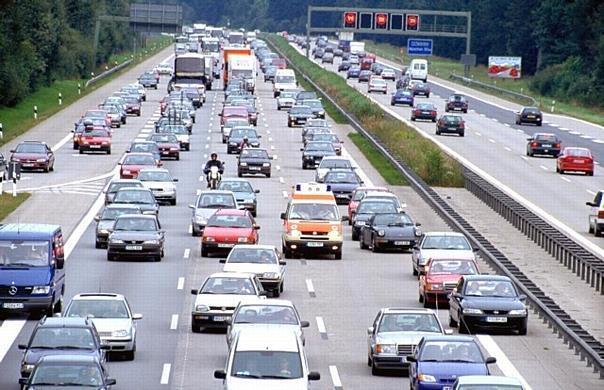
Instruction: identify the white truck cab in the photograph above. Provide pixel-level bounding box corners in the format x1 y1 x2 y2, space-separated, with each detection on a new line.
409 59 428 82
586 190 604 236
273 69 298 97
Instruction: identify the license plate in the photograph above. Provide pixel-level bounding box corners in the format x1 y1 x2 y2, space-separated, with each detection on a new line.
307 242 324 247
218 243 234 248
125 245 143 250
486 316 507 323
394 241 410 246
213 316 229 321
422 111 430 115
249 167 261 171
454 107 461 111
527 115 535 118
162 151 170 155
90 145 101 148
2 303 24 309
22 163 34 167
448 127 457 130
541 144 551 147
573 159 584 163
443 387 452 390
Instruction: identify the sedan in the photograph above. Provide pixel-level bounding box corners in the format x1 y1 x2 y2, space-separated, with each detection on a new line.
526 133 561 157
238 147 272 178
123 96 141 116
516 106 542 126
556 147 594 176
78 128 112 155
338 60 351 72
19 355 116 389
137 168 178 205
322 52 334 63
221 118 250 144
436 114 465 137
310 133 343 155
303 99 326 119
360 212 421 252
160 124 190 151
112 187 159 215
347 66 361 79
119 152 160 179
103 179 143 205
218 179 259 217
348 186 390 222
94 204 142 248
288 105 315 127
449 275 528 334
359 70 374 82
301 141 337 169
411 231 477 276
352 199 399 241
445 93 469 113
411 103 438 122
148 133 181 160
201 209 259 257
411 81 431 97
391 89 414 106
10 141 55 172
227 127 261 154
189 190 239 236
107 214 165 262
323 169 364 204
276 91 298 111
381 68 396 81
419 258 479 307
368 78 388 94
138 73 158 89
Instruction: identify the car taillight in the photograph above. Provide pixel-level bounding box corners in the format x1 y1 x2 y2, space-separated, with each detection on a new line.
554 143 560 148
459 121 465 128
431 111 436 115
416 109 421 114
531 142 539 147
598 210 604 219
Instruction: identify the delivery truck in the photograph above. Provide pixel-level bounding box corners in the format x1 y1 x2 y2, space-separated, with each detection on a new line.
223 47 253 89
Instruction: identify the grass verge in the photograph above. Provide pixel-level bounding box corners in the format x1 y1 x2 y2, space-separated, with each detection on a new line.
0 193 31 221
296 72 348 124
348 133 407 186
365 41 604 126
0 36 171 147
267 35 464 188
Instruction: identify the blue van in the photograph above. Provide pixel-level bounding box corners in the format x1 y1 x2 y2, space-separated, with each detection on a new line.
0 224 65 316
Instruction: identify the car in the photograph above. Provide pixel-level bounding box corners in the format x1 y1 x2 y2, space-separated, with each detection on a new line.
82 109 112 127
103 179 144 205
360 212 421 252
276 90 298 111
218 179 259 217
214 328 320 388
586 190 604 236
408 336 497 390
302 126 331 145
18 317 108 382
189 190 239 236
155 114 192 134
295 91 317 105
94 204 141 248
412 231 477 276
263 66 277 82
119 152 160 179
159 124 191 151
221 244 286 296
138 72 158 88
154 63 173 75
391 89 414 106
315 156 353 182
419 258 480 307
359 70 373 82
227 127 261 154
302 99 326 119
314 47 325 59
347 66 361 78
352 199 400 241
288 105 315 127
107 214 164 262
111 187 159 216
526 133 561 157
310 133 343 155
301 141 337 169
515 106 542 126
448 275 529 334
304 118 330 129
347 187 390 223
10 141 55 172
220 105 249 126
63 293 142 360
445 93 469 113
100 104 124 128
122 95 141 116
411 103 438 122
0 152 7 180
181 87 203 108
349 56 360 65
322 52 334 63
411 81 431 97
381 68 396 80
72 122 109 150
436 114 466 137
226 298 308 347
147 133 181 160
367 308 449 375
556 147 594 175
338 60 351 72
371 62 384 75
453 375 525 389
237 147 272 177
190 272 267 332
137 168 178 205
78 128 112 155
201 209 259 257
19 355 116 389
222 118 250 144
323 169 364 205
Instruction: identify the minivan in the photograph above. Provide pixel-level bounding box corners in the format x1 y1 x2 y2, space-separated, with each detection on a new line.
409 59 428 82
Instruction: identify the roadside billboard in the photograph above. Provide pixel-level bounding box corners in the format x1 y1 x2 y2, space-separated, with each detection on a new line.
488 56 522 78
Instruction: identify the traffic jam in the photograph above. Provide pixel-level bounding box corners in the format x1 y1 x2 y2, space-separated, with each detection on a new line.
0 25 579 390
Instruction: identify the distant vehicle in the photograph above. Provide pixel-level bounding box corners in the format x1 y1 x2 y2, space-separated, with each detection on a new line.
411 102 437 122
155 63 174 75
411 81 430 97
107 215 164 262
147 133 181 160
222 118 250 144
138 72 158 89
348 187 390 222
315 156 353 182
556 147 594 176
137 168 178 205
218 179 259 216
238 147 272 178
516 106 542 126
391 89 414 106
276 90 298 110
10 141 55 172
347 66 361 79
436 114 466 137
381 68 396 80
411 231 476 276
351 199 399 241
409 58 428 82
526 133 561 157
111 187 159 215
322 52 334 64
201 209 259 257
301 141 337 169
103 179 144 205
189 190 239 236
227 127 261 154
445 93 469 113
94 204 142 248
368 78 388 94
338 60 351 72
586 190 604 236
119 152 159 179
359 70 373 82
323 169 364 205
273 69 298 97
288 105 315 127
78 128 112 155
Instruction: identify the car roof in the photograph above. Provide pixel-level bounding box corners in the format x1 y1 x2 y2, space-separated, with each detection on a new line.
104 204 141 210
199 190 235 196
455 375 523 385
322 156 351 161
235 328 300 352
38 317 93 328
237 297 294 307
422 335 475 343
231 244 276 250
124 152 155 157
116 187 151 192
463 274 512 282
208 272 256 279
383 307 438 315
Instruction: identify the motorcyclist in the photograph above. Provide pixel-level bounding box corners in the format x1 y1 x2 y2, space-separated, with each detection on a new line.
203 153 224 175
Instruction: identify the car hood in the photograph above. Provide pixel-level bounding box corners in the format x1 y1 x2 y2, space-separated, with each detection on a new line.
121 164 149 172
278 97 296 103
113 202 157 213
24 348 99 365
462 296 525 311
223 263 281 275
376 331 442 345
25 386 106 390
290 113 315 118
12 153 47 160
375 225 417 238
233 192 255 202
0 268 51 286
142 181 175 191
419 249 475 261
90 318 132 333
203 226 253 238
110 230 161 241
195 293 254 307
96 220 114 231
226 377 308 390
418 361 488 379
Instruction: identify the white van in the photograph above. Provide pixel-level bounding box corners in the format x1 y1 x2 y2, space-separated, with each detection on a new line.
214 328 320 389
586 190 604 236
409 59 428 82
273 69 298 97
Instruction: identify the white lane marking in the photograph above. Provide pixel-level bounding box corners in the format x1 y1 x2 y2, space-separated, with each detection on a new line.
270 145 275 150
520 156 528 161
268 137 273 142
560 176 571 183
183 249 190 259
316 316 327 334
267 130 271 135
550 123 560 127
504 123 510 127
276 165 281 171
160 363 171 385
170 314 179 330
539 165 548 171
477 335 532 390
279 177 284 184
282 190 288 198
196 189 201 196
593 139 604 144
188 224 192 234
206 136 211 141
516 129 525 134
475 132 482 136
504 147 512 152
0 320 27 363
586 189 596 196
264 124 269 128
479 113 486 117
580 135 593 139
560 127 570 131
305 279 315 295
492 118 499 122
177 277 185 290
329 365 343 389
143 123 154 128
205 144 209 149
141 129 151 134
569 131 581 135
489 139 496 144
542 120 550 124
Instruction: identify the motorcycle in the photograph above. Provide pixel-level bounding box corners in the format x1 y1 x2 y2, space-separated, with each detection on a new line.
207 166 221 189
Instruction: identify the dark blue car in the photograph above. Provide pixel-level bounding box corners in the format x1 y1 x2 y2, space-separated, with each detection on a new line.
408 336 496 390
346 66 361 79
391 89 414 106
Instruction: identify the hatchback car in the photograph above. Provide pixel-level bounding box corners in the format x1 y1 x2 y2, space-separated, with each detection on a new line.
368 78 388 94
515 106 542 126
347 66 361 79
359 70 373 82
381 68 396 81
323 169 364 204
419 258 479 307
556 147 594 176
147 133 180 160
445 93 469 113
526 133 561 157
19 355 116 389
201 209 259 257
436 114 466 137
112 187 159 215
322 52 334 63
127 141 161 162
10 141 55 172
94 204 141 248
302 99 326 119
103 179 144 205
238 147 272 177
159 124 190 151
288 105 315 127
411 81 431 97
107 214 164 262
78 128 112 155
227 127 261 154
276 91 298 111
391 89 414 106
360 212 421 252
411 103 438 122
310 133 343 156
189 190 239 236
222 118 250 144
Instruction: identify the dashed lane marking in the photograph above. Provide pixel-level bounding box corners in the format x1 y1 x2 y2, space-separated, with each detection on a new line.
539 165 548 171
316 317 328 340
560 177 571 183
329 365 343 390
177 277 185 290
170 315 179 330
160 363 171 385
306 279 316 297
183 249 190 259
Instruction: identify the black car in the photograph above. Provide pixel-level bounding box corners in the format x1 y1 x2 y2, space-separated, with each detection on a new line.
111 187 159 215
288 105 315 127
516 106 542 126
94 204 142 248
103 179 144 205
411 81 431 97
411 103 438 122
19 355 116 389
526 133 561 157
352 199 399 241
448 275 528 335
301 99 326 119
359 70 373 82
238 148 272 178
227 127 261 154
323 169 363 205
445 93 469 113
138 73 158 89
107 214 165 262
295 91 317 105
301 141 337 169
359 212 421 252
436 114 465 137
338 60 351 72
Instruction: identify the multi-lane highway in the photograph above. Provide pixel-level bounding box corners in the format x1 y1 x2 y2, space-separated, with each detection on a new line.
0 41 602 390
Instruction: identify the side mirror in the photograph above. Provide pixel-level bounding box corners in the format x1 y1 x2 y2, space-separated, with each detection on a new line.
106 379 117 386
415 222 422 227
190 289 198 295
300 320 310 328
452 292 463 300
10 149 15 153
94 215 100 222
219 259 226 263
19 378 28 386
526 138 533 141
189 204 195 209
253 225 260 230
55 257 65 270
258 291 269 297
472 248 479 252
18 344 27 350
279 260 287 265
308 371 321 381
407 356 417 363
486 357 497 364
518 294 527 301
586 201 595 207
254 189 260 193
132 313 143 320
300 148 304 151
367 326 374 335
173 178 179 182
280 212 286 220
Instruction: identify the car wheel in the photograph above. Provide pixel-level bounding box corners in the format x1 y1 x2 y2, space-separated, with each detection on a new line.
201 245 208 257
107 253 115 261
518 320 528 335
436 129 441 135
588 223 594 234
123 346 135 361
418 292 424 303
359 237 367 249
371 360 380 376
266 172 271 178
170 198 176 206
448 313 458 327
106 148 111 155
288 122 292 128
191 226 200 237
459 131 465 137
537 122 542 127
117 123 121 128
95 241 103 249
237 170 242 177
367 355 372 367
595 225 602 237
191 323 202 333
411 116 415 121
412 263 418 276
279 282 284 293
559 168 565 174
283 245 292 259
463 109 467 113
73 142 78 150
272 288 280 298
334 250 342 260
427 93 430 98
176 154 180 161
587 171 594 176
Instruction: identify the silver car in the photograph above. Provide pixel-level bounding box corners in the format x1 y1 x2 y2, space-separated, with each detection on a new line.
63 293 142 360
277 91 298 110
137 168 178 205
189 191 239 236
411 231 477 277
367 307 449 375
368 78 388 94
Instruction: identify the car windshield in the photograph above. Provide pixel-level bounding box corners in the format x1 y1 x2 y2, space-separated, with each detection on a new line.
162 125 187 135
197 193 236 208
107 182 142 194
113 190 154 204
66 300 129 319
150 135 178 143
443 115 462 123
429 260 478 275
422 235 471 250
566 148 591 157
230 129 258 139
417 103 434 110
113 217 157 231
306 142 334 152
240 149 269 159
137 171 171 182
290 106 312 115
30 363 103 386
523 108 540 114
0 240 49 267
420 341 483 363
313 134 338 143
372 213 412 226
123 155 156 165
201 277 256 295
124 97 138 104
218 181 253 193
378 313 442 333
227 248 277 264
289 203 338 220
275 75 295 84
280 92 298 99
15 143 46 154
324 171 359 184
231 351 303 379
30 328 95 349
450 95 465 102
207 215 252 228
234 305 297 325
372 79 386 85
464 280 517 297
100 207 140 220
321 159 351 169
357 201 396 214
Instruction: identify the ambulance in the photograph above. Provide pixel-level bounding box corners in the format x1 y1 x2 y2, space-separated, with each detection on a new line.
280 183 347 259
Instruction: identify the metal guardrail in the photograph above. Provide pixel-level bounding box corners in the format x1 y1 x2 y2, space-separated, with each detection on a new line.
449 73 538 106
85 60 133 88
267 37 604 379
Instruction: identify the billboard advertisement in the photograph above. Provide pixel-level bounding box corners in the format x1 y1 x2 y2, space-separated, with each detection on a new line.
488 56 522 78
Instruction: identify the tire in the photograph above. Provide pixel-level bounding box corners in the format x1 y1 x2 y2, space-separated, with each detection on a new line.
201 245 208 257
73 142 78 150
283 245 292 259
371 360 380 376
117 123 121 128
391 102 395 106
448 313 458 327
334 250 342 260
170 198 176 206
459 131 465 137
53 294 63 314
237 171 243 177
252 210 257 218
95 241 103 249
123 348 135 361
107 253 115 261
154 255 161 262
367 355 372 367
411 116 415 121
426 93 430 98
419 292 424 303
559 168 565 174
79 148 83 154
436 129 441 135
537 122 542 127
463 109 467 113
191 323 202 333
279 282 284 293
106 148 111 155
186 145 190 151
518 321 528 335
371 238 378 253
266 172 271 178
272 288 280 298
191 227 200 237
595 225 602 237
176 154 180 161
587 171 594 176
288 122 292 128
588 223 594 234
412 264 418 276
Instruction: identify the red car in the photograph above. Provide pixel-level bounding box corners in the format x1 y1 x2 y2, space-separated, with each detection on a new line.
347 186 389 224
119 152 160 179
556 147 594 176
10 141 55 172
201 209 260 257
79 128 112 154
148 133 180 160
419 258 480 307
219 106 249 126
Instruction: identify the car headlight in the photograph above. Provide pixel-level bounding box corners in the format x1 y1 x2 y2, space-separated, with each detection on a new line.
195 216 207 224
143 239 159 244
328 229 342 240
376 344 396 354
418 374 436 383
31 286 50 294
239 162 248 166
21 363 35 372
229 142 238 146
463 308 483 314
318 111 325 115
142 210 156 215
377 230 385 237
288 229 301 239
110 239 124 244
204 236 215 242
262 163 270 167
415 229 422 236
111 329 129 337
238 237 249 243
509 309 527 315
36 158 47 162
263 272 279 279
428 283 443 291
98 229 109 234
195 304 209 312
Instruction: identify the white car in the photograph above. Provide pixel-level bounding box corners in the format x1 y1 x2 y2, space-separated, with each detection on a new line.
190 272 267 332
155 63 174 75
381 68 396 81
315 156 354 183
368 78 388 94
160 124 190 151
221 245 286 297
277 91 298 110
411 232 477 276
453 375 524 389
137 168 178 205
